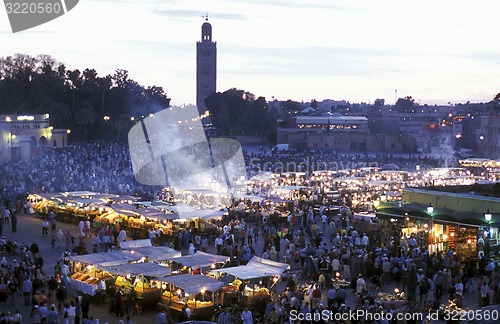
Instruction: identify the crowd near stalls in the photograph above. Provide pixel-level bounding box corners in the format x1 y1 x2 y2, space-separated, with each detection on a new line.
2 142 496 204
65 239 229 319
2 143 500 323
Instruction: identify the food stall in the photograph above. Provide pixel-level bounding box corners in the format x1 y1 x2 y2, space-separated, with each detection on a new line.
93 204 179 239
210 256 290 306
120 239 153 250
167 251 229 274
374 289 406 308
100 262 171 314
119 239 182 264
158 274 224 320
31 192 119 221
158 203 226 235
129 247 181 265
69 252 136 297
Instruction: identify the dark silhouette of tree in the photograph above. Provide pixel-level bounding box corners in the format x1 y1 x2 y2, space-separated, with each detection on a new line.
205 88 277 141
395 96 415 112
0 54 171 142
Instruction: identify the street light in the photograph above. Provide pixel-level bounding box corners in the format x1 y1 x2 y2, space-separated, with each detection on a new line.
485 210 492 222
427 203 434 216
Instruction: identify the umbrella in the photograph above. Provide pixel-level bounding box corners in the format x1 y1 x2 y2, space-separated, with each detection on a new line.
407 264 417 303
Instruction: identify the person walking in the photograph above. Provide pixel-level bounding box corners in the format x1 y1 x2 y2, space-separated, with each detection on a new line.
42 219 49 237
480 282 490 306
31 304 43 324
11 212 17 233
22 276 32 306
47 304 59 324
8 279 17 305
241 306 253 324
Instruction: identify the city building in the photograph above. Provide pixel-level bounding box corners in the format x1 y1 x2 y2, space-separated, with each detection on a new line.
0 114 68 162
277 115 416 153
476 114 500 159
196 15 217 115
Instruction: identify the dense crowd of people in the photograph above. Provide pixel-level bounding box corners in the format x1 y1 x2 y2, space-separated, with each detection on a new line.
0 142 492 324
0 143 456 205
204 195 500 323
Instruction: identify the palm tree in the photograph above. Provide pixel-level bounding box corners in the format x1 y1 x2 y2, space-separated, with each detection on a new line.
75 105 96 141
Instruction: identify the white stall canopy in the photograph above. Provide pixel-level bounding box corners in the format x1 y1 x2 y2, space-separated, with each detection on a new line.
213 256 290 280
120 239 152 249
158 274 223 295
168 252 229 269
70 251 134 267
100 262 171 278
134 246 181 261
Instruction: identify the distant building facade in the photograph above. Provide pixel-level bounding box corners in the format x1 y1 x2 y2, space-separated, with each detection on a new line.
476 115 500 159
277 115 416 153
196 17 217 115
0 114 68 162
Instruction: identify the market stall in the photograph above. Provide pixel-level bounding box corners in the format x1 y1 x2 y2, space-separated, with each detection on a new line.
100 262 171 314
120 239 152 249
158 274 224 320
69 252 135 297
374 289 406 308
168 251 229 274
210 256 290 306
132 246 181 264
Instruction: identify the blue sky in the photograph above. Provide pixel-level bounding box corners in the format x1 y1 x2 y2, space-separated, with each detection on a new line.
1 0 500 106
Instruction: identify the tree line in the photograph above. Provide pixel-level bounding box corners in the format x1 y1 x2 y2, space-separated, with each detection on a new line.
0 54 170 142
205 88 278 142
0 54 302 143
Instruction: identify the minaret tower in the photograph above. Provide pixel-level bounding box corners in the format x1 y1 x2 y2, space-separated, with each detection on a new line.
196 14 217 115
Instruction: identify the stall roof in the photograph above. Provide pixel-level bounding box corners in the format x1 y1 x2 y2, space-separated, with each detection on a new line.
214 256 290 280
70 252 133 267
135 246 181 261
163 204 225 220
158 274 223 295
168 252 229 269
120 239 152 250
100 262 171 278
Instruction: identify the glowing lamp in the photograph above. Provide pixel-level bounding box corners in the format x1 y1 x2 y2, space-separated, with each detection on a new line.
485 210 492 222
394 288 400 294
126 273 131 280
467 239 472 244
161 283 167 290
427 203 434 215
211 264 216 269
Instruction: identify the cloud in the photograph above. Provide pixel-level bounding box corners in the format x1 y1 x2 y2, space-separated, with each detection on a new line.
219 44 428 77
153 9 246 21
228 0 362 12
